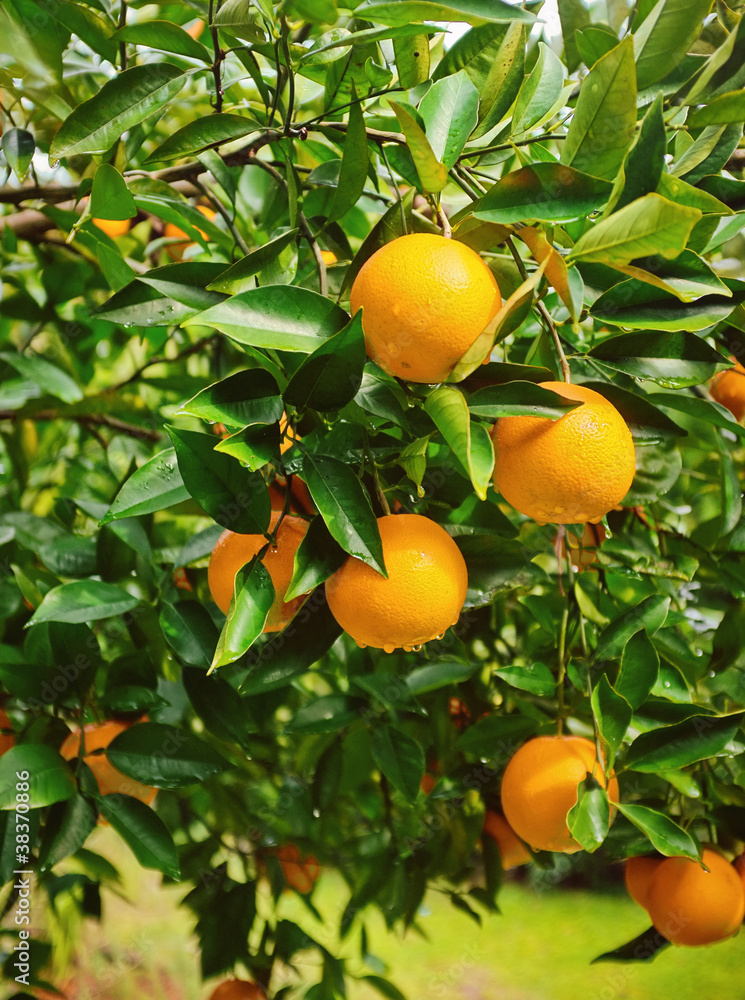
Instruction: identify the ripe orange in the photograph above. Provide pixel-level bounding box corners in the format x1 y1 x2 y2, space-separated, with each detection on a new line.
324 514 468 652
349 233 501 383
92 216 131 238
563 522 606 571
276 843 320 894
60 720 157 807
492 382 636 525
500 735 619 854
320 249 337 265
207 510 309 628
0 707 14 756
647 848 745 946
482 810 531 869
624 855 664 910
709 356 745 421
207 980 266 1000
420 772 437 795
164 205 216 259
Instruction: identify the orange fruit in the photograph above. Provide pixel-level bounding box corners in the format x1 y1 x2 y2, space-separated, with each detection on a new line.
164 205 216 259
482 810 532 869
624 855 664 910
500 735 619 854
324 514 468 652
268 476 314 516
207 510 309 628
320 249 337 264
0 707 14 756
563 522 606 571
492 382 636 525
647 848 745 946
207 980 266 1000
60 720 157 807
276 843 320 894
448 696 472 731
709 356 745 422
420 772 437 795
92 216 131 238
172 566 193 591
349 233 501 383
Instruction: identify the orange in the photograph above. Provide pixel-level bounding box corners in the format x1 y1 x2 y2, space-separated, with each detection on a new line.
482 810 532 869
492 382 636 525
0 707 14 756
420 772 437 795
164 205 216 259
349 233 501 383
320 249 337 264
500 735 619 854
268 476 314 516
276 843 320 894
709 356 745 422
207 980 266 1000
92 216 131 238
324 513 468 652
624 855 664 910
172 566 193 591
207 510 309 628
60 720 157 807
563 522 606 571
647 848 745 946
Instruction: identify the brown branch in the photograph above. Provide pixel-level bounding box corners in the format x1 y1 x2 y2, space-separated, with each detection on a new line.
0 410 161 441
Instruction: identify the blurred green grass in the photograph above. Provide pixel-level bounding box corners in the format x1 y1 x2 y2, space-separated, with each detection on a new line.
58 830 745 1000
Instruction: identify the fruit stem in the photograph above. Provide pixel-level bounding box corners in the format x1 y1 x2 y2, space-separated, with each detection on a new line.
365 435 391 516
433 196 451 239
506 237 571 383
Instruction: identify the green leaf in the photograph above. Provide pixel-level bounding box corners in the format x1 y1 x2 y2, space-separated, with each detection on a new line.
329 93 369 221
180 370 283 428
191 285 350 353
671 123 743 185
593 927 671 964
393 32 430 89
285 515 347 601
615 630 660 710
607 92 665 215
568 194 701 266
685 15 745 104
0 352 82 404
39 794 97 870
495 661 556 697
717 431 743 537
287 0 337 22
659 174 732 217
467 381 583 418
40 0 116 61
474 163 612 224
590 279 738 333
2 127 35 181
588 331 731 387
183 667 258 744
207 230 300 294
283 311 367 412
107 722 231 788
97 795 180 879
470 22 525 139
689 88 745 127
615 803 699 859
285 694 360 734
455 713 538 756
420 71 479 170
633 0 712 91
575 25 619 68
302 453 385 573
90 163 137 221
359 975 407 1000
591 675 632 760
160 601 219 670
389 101 447 194
50 64 187 159
406 659 479 694
0 746 75 809
610 250 730 303
625 713 743 772
144 113 261 163
240 597 342 694
561 37 637 181
595 595 670 661
511 42 565 137
168 427 271 535
101 448 189 524
355 0 535 26
212 558 275 668
567 777 610 852
371 726 425 804
424 386 494 500
557 0 592 72
27 581 139 626
113 20 212 62
646 392 745 441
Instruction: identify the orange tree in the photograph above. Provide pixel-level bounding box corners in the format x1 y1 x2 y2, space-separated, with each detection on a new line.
1 0 745 995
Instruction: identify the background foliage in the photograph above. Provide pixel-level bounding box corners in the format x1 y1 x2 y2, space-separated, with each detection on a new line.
2 0 745 995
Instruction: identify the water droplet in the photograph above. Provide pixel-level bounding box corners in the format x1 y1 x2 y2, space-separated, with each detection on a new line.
383 643 396 654
435 633 445 641
411 644 422 652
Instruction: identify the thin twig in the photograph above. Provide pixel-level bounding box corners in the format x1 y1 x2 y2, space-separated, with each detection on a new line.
458 132 567 162
208 0 224 112
280 15 295 134
110 333 219 390
0 410 161 441
118 0 128 71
